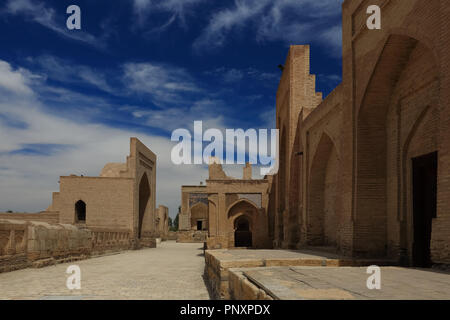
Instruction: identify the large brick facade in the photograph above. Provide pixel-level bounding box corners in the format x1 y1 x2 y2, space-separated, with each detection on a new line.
180 163 271 249
271 0 450 266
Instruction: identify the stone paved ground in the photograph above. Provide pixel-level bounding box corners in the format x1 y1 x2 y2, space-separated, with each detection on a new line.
0 241 210 300
235 266 450 300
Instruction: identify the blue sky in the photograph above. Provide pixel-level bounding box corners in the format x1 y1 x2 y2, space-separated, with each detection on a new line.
0 0 343 217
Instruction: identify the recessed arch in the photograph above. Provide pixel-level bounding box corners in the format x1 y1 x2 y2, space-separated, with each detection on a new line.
226 198 259 218
355 33 439 257
190 202 208 230
307 132 339 246
138 172 151 238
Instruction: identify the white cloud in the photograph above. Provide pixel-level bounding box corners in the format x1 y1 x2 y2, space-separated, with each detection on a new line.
27 55 115 94
131 98 227 132
4 0 103 48
205 67 279 84
0 61 35 95
132 0 204 29
193 0 343 56
123 62 201 105
0 59 208 218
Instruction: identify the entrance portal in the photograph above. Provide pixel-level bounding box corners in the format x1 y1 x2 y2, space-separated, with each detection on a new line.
138 173 150 239
234 216 252 247
197 220 203 231
412 152 437 267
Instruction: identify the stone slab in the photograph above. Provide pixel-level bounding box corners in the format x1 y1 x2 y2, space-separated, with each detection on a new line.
230 266 450 300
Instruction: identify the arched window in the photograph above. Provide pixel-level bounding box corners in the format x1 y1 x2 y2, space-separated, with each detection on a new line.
75 200 86 223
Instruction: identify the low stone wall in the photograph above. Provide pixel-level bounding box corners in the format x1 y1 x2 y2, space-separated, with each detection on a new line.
0 219 156 273
177 230 208 243
90 228 134 254
0 212 59 224
0 219 90 272
204 249 266 299
167 231 178 240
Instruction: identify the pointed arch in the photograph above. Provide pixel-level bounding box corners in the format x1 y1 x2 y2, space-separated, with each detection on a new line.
226 198 259 218
138 172 150 238
355 33 439 257
307 132 339 246
190 201 208 230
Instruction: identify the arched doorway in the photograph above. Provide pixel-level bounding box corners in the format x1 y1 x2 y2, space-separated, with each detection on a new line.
138 173 150 238
190 202 208 231
234 215 252 247
75 200 86 223
228 199 258 248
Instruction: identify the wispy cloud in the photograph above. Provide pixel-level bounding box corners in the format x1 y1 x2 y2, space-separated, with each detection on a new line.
0 60 36 95
205 67 279 84
131 98 226 132
27 55 115 94
3 0 104 48
123 62 201 105
193 0 343 56
132 0 204 30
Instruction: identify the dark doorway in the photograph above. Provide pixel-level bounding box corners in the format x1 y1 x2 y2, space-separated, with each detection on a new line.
75 200 86 222
412 152 437 267
234 216 252 247
138 173 150 238
197 220 203 231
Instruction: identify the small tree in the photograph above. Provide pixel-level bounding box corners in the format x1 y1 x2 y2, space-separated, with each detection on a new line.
168 216 173 228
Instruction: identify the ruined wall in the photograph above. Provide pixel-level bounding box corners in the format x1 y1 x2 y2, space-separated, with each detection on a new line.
0 218 143 273
156 205 169 239
0 212 59 224
0 219 91 273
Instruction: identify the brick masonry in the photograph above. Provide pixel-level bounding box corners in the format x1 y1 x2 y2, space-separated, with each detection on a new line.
271 0 450 265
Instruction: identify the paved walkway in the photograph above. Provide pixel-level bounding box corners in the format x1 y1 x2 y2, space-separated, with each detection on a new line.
0 241 210 300
235 266 450 300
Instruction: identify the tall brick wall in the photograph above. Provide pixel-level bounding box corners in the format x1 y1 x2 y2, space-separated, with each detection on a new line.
271 0 450 264
56 177 134 230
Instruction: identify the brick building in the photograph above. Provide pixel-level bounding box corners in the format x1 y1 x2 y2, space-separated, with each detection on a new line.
42 137 159 247
271 0 450 267
179 162 271 249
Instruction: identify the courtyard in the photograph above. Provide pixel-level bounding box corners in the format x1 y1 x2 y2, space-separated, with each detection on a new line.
0 241 449 300
0 241 210 300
